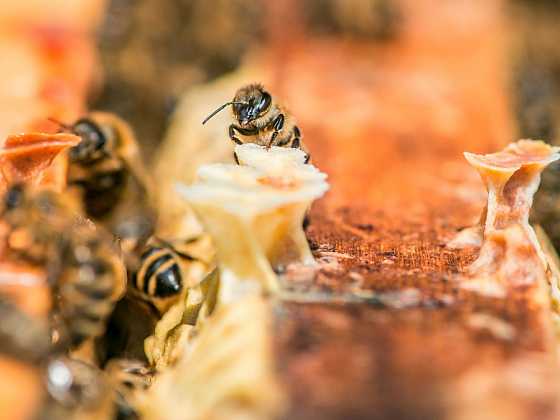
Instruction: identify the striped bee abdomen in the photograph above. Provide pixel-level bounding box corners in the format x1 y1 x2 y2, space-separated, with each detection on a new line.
58 256 117 347
131 245 183 299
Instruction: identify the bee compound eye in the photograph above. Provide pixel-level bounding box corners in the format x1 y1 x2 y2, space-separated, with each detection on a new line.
258 92 271 112
232 102 243 115
239 105 253 123
72 119 106 153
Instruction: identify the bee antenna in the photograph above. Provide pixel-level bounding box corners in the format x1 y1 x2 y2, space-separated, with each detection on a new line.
202 102 246 125
47 117 72 131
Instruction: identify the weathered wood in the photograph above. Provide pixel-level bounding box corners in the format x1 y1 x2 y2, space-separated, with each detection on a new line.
269 1 560 419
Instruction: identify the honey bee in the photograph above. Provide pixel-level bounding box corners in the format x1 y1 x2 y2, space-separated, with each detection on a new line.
202 83 310 163
53 112 155 232
127 237 202 314
1 184 126 348
53 221 126 348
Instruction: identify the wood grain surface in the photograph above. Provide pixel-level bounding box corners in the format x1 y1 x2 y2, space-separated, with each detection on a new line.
268 1 560 419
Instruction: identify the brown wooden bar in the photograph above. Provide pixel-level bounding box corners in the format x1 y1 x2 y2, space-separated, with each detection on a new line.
269 1 560 418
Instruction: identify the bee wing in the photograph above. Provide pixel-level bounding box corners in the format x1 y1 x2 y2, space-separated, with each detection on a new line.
119 141 155 200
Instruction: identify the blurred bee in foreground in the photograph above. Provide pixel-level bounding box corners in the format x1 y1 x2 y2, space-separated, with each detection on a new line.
0 296 51 363
1 183 79 266
51 112 155 236
0 297 114 418
1 184 126 349
43 357 114 419
305 0 400 40
202 83 310 163
54 220 126 348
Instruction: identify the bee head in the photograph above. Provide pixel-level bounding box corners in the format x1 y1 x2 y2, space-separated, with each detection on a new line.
67 118 108 164
233 85 271 125
201 84 271 126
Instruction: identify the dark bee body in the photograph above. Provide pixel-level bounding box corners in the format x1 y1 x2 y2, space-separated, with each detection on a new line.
128 237 203 315
130 243 184 299
62 112 154 224
72 167 127 219
55 227 126 347
66 115 126 219
203 83 310 163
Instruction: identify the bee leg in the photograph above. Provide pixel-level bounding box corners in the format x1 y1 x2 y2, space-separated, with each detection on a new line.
291 126 310 163
234 152 240 165
228 125 244 145
267 114 285 149
268 132 278 149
